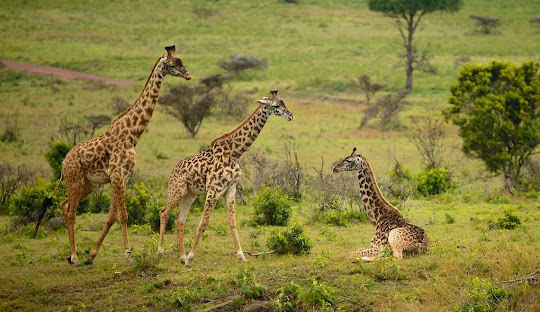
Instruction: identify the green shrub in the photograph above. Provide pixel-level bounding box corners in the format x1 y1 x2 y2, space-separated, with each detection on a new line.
415 167 451 196
267 224 312 255
488 209 521 230
237 266 265 300
253 186 292 226
454 277 516 312
299 279 335 308
486 194 511 204
445 213 455 224
44 141 70 180
145 203 176 232
9 178 65 227
125 182 151 225
272 281 301 311
78 190 110 214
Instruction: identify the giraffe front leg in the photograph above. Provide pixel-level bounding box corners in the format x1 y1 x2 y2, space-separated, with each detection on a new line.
185 189 219 267
225 184 246 262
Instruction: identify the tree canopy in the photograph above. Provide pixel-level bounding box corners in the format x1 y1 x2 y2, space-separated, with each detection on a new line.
369 0 462 16
444 61 540 191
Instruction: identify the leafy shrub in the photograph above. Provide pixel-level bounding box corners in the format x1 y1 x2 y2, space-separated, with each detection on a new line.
415 167 451 196
9 178 65 227
237 266 265 300
44 141 71 180
445 213 455 224
217 55 268 74
299 279 335 308
455 277 516 312
145 203 176 232
252 186 292 226
160 84 215 138
0 162 36 213
1 119 20 143
78 189 110 214
272 281 301 311
488 209 521 230
267 224 312 255
111 96 130 115
124 182 151 225
486 194 511 204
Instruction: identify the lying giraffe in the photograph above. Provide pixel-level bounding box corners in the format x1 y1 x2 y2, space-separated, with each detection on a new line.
333 148 429 261
158 90 293 266
35 46 192 266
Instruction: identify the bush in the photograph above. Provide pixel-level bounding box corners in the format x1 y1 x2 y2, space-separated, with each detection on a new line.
9 178 66 228
145 202 176 232
299 279 335 308
252 186 292 226
124 182 151 225
488 209 521 230
45 141 71 180
111 96 130 115
267 224 312 255
217 55 267 74
1 119 20 143
78 189 110 214
160 84 215 138
415 167 451 196
237 266 265 300
0 162 36 213
455 277 516 312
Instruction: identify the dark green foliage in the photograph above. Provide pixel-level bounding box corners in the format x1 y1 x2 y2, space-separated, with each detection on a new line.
299 279 335 307
78 190 110 214
445 61 540 191
124 182 151 225
488 209 521 230
237 266 265 300
252 186 292 226
455 277 516 312
415 167 451 196
9 178 66 227
145 203 175 232
0 162 35 214
267 224 312 255
44 141 70 180
369 0 462 14
445 213 455 224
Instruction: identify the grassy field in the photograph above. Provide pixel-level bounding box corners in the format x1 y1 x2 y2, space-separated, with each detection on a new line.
1 0 540 311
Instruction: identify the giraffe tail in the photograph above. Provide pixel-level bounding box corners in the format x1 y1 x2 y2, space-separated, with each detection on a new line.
33 175 63 238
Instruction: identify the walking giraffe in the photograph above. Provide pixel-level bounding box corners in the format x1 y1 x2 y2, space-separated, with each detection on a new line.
333 148 429 261
157 90 293 266
34 46 192 266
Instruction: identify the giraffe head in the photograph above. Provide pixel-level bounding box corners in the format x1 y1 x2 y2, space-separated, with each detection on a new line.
161 45 193 80
333 147 365 173
256 90 294 121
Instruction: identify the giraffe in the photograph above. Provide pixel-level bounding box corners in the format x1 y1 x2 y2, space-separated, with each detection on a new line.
333 148 429 261
157 90 293 266
34 46 193 266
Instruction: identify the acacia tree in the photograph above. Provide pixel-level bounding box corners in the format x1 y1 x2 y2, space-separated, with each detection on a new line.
369 0 462 91
444 61 540 192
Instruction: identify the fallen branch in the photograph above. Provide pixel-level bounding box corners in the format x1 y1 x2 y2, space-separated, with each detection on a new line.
143 234 158 244
498 270 540 286
245 250 275 257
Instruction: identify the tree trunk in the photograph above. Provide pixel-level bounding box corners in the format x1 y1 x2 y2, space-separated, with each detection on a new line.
503 168 514 194
405 14 414 92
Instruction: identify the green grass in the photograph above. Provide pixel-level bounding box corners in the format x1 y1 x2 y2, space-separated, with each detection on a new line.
1 0 540 310
1 196 539 311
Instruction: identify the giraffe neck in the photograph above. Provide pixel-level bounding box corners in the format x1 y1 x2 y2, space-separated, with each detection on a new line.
357 157 402 225
109 57 166 145
211 104 271 161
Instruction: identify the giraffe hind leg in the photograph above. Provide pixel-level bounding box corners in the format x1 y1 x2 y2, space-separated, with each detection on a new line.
157 178 187 255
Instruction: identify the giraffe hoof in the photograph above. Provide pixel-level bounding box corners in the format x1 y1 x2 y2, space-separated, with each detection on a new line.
66 255 72 264
85 258 94 266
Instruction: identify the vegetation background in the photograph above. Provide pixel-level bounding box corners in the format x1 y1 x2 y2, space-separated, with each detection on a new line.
0 0 539 311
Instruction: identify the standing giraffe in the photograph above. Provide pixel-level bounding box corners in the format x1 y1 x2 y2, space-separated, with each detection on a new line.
158 90 293 266
34 46 193 266
333 148 429 261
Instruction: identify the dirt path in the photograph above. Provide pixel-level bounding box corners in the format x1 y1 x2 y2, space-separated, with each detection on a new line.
0 58 136 86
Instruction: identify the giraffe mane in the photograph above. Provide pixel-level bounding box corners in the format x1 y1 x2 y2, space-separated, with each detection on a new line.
361 155 402 215
210 104 263 146
110 55 164 125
